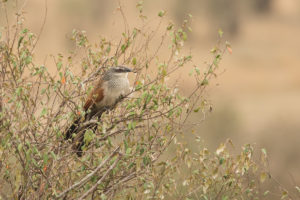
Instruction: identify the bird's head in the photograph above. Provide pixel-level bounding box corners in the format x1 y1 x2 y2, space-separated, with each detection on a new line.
102 66 134 81
109 66 133 73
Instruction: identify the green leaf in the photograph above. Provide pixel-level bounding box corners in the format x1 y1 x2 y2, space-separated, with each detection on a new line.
50 151 57 160
132 57 137 65
261 148 267 156
40 108 47 117
126 148 132 155
124 140 128 151
15 87 22 96
18 36 24 48
260 172 267 183
100 194 107 200
281 190 288 199
25 56 32 65
264 190 270 196
57 62 62 70
167 23 173 30
17 143 23 152
219 157 225 165
32 158 39 167
106 45 111 54
140 148 145 155
143 156 151 166
193 107 200 113
22 28 28 34
201 79 208 86
127 121 136 130
158 10 166 17
218 28 224 38
194 67 200 75
43 153 49 164
182 31 187 41
83 130 94 145
222 196 228 200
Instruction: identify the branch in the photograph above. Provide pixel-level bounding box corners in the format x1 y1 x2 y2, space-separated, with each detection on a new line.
56 146 120 199
78 155 120 200
30 0 47 54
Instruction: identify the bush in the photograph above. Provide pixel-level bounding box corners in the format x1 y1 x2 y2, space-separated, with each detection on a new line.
0 1 295 200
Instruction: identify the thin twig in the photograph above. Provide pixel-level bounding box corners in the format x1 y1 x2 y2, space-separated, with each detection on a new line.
31 0 47 54
77 155 120 200
56 146 120 198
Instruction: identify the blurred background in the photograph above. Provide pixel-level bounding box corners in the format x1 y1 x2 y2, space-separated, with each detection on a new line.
1 0 300 192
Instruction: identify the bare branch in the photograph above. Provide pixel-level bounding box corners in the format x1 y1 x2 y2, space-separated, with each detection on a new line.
77 155 121 200
56 146 120 198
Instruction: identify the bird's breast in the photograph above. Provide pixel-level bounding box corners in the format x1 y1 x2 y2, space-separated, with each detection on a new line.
95 77 129 108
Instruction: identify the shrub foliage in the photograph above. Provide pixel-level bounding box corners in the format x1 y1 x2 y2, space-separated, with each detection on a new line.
0 1 295 200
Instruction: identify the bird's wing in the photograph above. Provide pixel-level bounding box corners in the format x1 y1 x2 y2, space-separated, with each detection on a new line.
83 86 104 111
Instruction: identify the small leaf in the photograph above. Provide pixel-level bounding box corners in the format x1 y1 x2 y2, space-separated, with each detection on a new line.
43 153 49 164
43 165 47 172
84 130 94 145
61 76 66 85
219 157 225 165
216 143 225 155
194 67 200 75
201 79 208 86
264 190 270 196
167 23 173 30
126 148 132 155
100 194 107 200
40 108 47 117
260 172 267 183
143 156 151 166
193 107 200 113
132 57 137 65
218 29 223 38
261 148 267 156
57 62 62 70
106 45 111 54
121 44 127 52
22 28 28 34
17 143 23 152
227 46 232 54
50 151 57 160
15 87 22 96
281 190 288 199
158 10 166 17
18 36 24 48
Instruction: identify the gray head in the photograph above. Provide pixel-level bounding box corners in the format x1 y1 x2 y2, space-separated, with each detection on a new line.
102 66 132 81
108 66 132 73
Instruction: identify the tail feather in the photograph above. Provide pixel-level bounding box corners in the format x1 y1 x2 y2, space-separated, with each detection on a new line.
64 117 81 141
72 123 98 157
64 109 106 157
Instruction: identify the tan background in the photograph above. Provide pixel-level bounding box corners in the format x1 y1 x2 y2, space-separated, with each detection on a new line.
1 0 300 189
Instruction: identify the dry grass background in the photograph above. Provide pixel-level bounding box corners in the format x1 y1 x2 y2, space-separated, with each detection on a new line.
1 0 300 193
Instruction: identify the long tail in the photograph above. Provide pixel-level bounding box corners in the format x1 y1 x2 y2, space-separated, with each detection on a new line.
64 110 105 157
64 117 89 157
71 123 98 157
64 117 81 141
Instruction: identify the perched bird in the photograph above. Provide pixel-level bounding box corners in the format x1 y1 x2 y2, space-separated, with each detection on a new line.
65 66 133 156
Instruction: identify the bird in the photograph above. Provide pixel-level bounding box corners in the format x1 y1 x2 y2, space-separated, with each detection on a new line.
65 66 133 156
